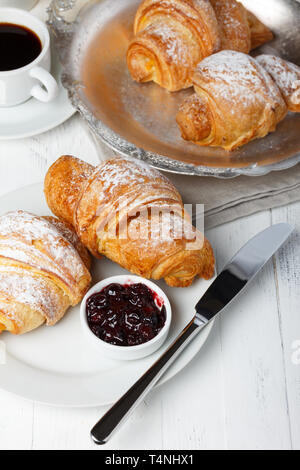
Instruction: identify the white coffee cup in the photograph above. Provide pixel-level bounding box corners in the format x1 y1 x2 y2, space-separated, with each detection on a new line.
0 8 58 107
0 1 38 10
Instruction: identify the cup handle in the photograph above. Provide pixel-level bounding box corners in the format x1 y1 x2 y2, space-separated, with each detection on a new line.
30 66 59 103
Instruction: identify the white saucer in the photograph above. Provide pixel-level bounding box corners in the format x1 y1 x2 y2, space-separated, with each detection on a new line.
0 51 75 140
0 183 215 407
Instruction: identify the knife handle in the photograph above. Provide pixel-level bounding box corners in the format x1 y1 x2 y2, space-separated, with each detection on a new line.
91 318 204 445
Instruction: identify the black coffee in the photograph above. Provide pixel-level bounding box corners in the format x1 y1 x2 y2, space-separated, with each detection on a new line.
0 23 42 72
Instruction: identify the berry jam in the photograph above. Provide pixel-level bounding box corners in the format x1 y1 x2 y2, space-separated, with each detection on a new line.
86 283 167 346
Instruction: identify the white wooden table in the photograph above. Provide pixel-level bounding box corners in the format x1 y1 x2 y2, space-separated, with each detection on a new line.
0 0 300 451
0 113 299 451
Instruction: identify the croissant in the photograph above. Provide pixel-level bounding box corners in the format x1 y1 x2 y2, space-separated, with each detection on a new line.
257 55 300 113
209 0 251 53
246 10 274 50
127 0 220 92
176 50 288 151
0 211 91 335
209 1 273 51
127 0 273 91
44 156 215 288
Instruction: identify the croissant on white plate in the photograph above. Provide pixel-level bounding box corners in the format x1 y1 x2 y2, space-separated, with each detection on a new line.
176 51 300 150
44 155 215 288
0 211 91 335
127 0 273 91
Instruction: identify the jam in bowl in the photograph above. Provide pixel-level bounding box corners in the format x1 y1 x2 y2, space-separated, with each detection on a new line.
80 275 172 361
86 283 167 346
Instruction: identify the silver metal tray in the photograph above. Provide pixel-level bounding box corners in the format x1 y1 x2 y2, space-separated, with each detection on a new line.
48 0 300 177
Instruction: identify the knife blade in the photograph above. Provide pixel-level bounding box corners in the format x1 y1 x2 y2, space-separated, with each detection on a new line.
91 223 293 445
195 223 294 323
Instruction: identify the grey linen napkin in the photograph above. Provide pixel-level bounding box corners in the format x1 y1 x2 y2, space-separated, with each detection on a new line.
168 165 300 229
93 134 300 230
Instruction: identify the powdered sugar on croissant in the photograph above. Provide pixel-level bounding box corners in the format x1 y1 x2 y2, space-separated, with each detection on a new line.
209 0 251 53
257 55 300 112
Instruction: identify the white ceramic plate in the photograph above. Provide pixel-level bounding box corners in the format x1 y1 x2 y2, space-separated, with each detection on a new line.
0 50 75 140
0 184 215 407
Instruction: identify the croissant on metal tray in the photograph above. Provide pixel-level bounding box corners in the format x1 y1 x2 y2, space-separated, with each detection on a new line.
0 211 91 335
44 155 215 288
257 55 300 113
246 10 274 50
127 0 273 91
176 50 297 151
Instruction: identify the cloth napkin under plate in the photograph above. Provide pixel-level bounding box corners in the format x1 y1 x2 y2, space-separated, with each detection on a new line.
93 135 300 229
168 166 300 229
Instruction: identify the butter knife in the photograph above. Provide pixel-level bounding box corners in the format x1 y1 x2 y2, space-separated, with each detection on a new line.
91 223 293 445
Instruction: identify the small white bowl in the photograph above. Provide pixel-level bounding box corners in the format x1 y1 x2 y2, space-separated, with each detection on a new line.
80 275 172 361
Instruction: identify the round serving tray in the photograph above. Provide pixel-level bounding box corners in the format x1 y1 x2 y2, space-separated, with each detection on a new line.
48 0 300 177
